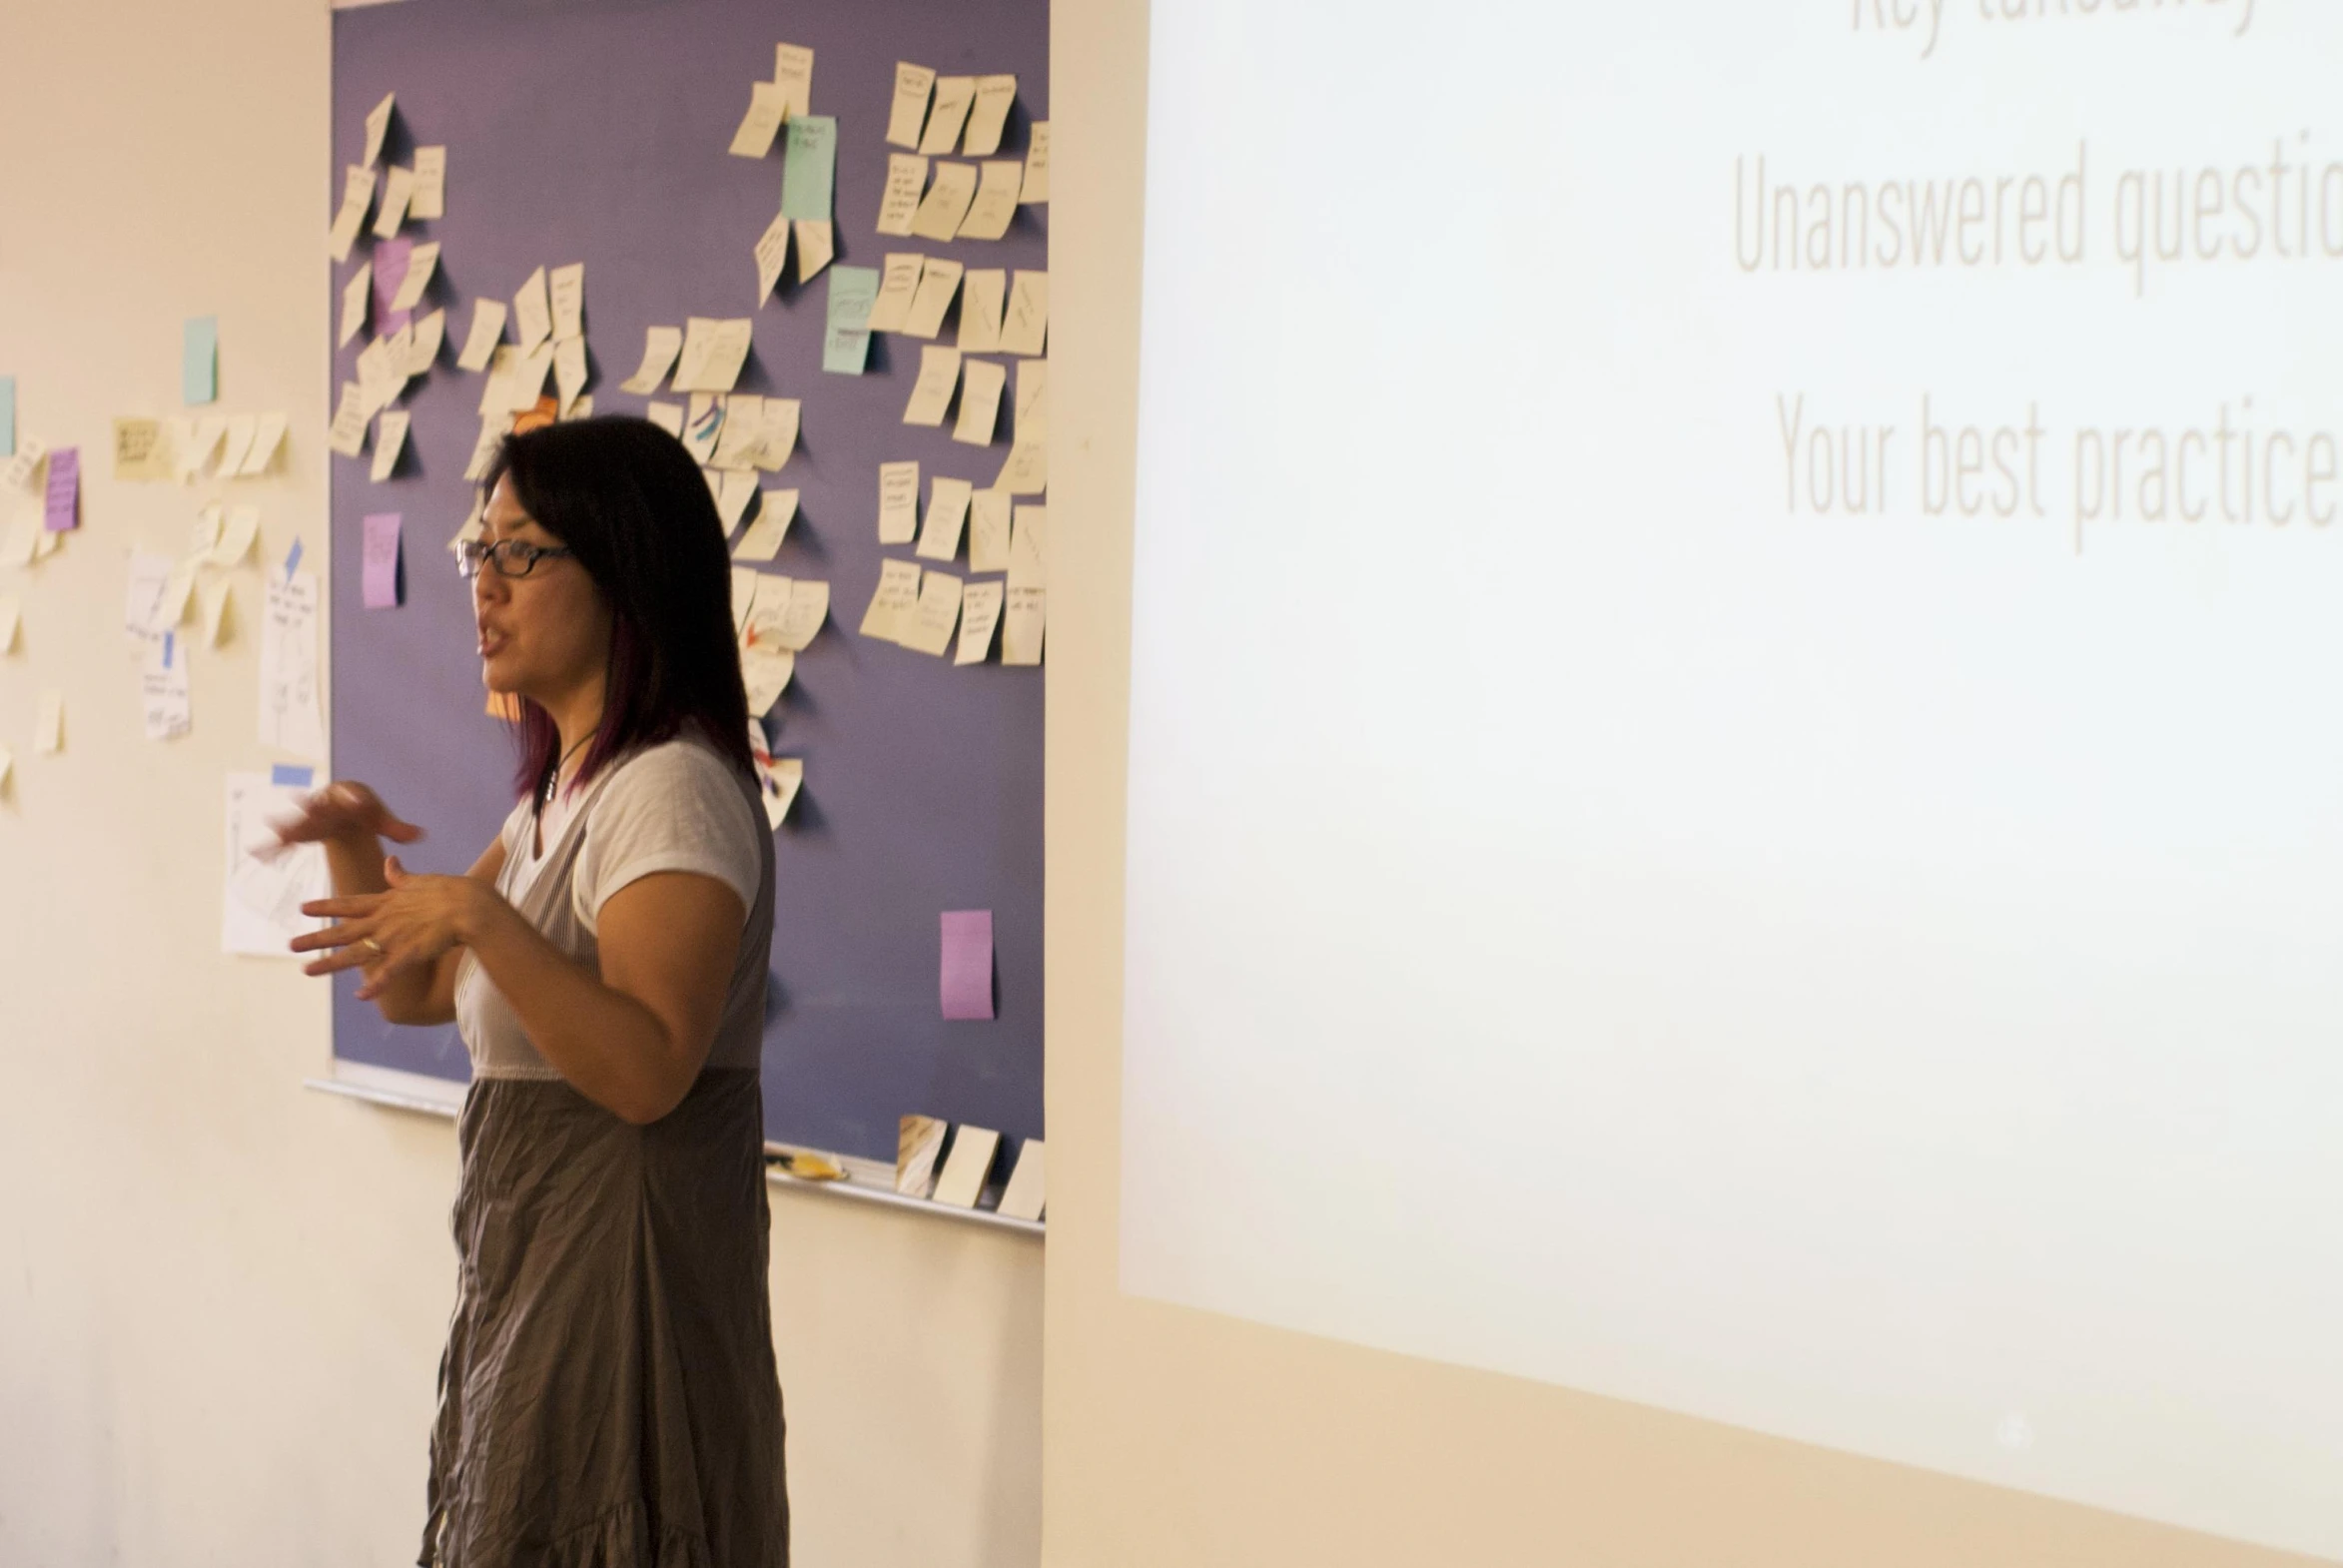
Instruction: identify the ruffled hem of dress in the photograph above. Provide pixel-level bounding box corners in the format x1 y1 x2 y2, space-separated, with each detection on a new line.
419 1498 718 1568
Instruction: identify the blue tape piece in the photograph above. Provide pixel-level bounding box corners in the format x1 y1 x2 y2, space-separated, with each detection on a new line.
162 630 176 665
285 536 304 580
272 764 315 788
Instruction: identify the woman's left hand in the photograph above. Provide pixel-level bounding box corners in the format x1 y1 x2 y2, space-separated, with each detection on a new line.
292 857 498 1000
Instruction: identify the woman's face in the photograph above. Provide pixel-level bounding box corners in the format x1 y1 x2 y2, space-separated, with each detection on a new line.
473 474 611 700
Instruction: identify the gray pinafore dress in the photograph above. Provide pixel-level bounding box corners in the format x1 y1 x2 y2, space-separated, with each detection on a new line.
426 755 787 1568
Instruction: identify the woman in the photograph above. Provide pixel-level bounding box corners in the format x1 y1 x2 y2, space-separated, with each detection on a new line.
280 416 788 1567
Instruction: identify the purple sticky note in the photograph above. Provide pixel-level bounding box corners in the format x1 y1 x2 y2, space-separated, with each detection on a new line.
373 238 414 337
362 512 402 608
43 446 79 531
940 910 995 1021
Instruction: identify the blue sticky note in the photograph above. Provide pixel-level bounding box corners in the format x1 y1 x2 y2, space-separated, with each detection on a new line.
823 265 879 376
271 764 315 788
284 536 304 580
183 317 219 406
780 115 837 221
0 376 14 457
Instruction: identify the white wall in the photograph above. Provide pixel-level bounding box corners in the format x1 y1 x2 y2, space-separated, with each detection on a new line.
0 4 1039 1565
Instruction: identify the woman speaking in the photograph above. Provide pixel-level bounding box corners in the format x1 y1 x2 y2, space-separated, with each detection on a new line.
278 417 789 1567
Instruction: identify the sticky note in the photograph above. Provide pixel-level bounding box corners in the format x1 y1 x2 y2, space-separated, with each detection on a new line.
958 161 1024 242
410 146 446 219
822 264 879 375
554 337 588 413
916 476 973 561
0 376 13 456
933 1127 1001 1209
956 579 1004 664
919 77 977 156
1001 271 1050 357
620 326 682 394
878 461 920 543
903 569 964 657
717 471 760 530
112 418 167 482
456 299 507 372
995 430 1049 495
43 447 79 531
549 264 585 344
200 578 234 648
781 115 837 221
742 646 794 717
858 558 923 643
373 165 414 238
405 310 446 377
712 394 763 469
1001 586 1045 666
362 92 395 166
682 394 724 464
903 346 962 426
340 264 372 350
214 504 261 567
390 242 440 313
372 410 409 481
774 44 815 117
940 910 996 1020
1014 358 1049 436
964 76 1018 157
729 80 787 158
362 513 401 608
328 384 370 457
867 255 924 334
754 211 791 306
0 595 18 653
645 400 683 437
1022 123 1051 205
1009 504 1047 588
671 318 753 393
775 578 829 651
756 398 799 469
328 165 376 261
733 489 797 561
513 267 552 354
968 489 1013 572
887 63 937 149
34 691 63 754
997 1140 1047 1221
954 359 1007 445
957 270 1006 354
371 238 414 336
903 259 964 340
876 153 928 238
910 162 980 242
794 219 834 285
183 318 218 405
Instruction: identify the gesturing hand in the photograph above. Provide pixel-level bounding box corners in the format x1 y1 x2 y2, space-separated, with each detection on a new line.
272 780 423 851
292 857 494 1001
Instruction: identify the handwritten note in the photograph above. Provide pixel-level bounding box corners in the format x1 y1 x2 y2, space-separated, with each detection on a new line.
733 489 797 560
858 557 924 643
183 317 218 405
43 446 78 531
513 267 552 354
867 254 924 334
878 460 921 543
1022 122 1051 204
371 410 409 482
1001 271 1050 357
823 264 878 375
672 317 753 393
916 475 974 561
954 358 1007 445
940 910 996 1019
1009 504 1048 589
141 631 192 741
549 264 585 343
903 347 962 427
903 568 965 656
957 270 1006 354
886 62 937 149
910 161 980 242
328 384 369 457
904 259 965 340
794 219 834 285
620 326 682 393
1001 586 1046 666
362 513 402 607
956 579 1005 664
958 160 1023 241
260 571 327 759
373 164 414 238
919 76 978 156
328 165 376 262
754 211 791 305
362 92 395 165
969 489 1013 572
456 299 507 372
112 418 168 483
775 44 815 117
340 263 372 349
876 153 928 238
410 145 446 218
405 310 446 378
390 241 440 312
964 75 1018 157
775 578 829 651
729 80 787 158
781 115 837 221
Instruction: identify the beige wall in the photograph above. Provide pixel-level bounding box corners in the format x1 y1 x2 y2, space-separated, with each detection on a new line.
0 4 1038 1565
1039 3 2321 1565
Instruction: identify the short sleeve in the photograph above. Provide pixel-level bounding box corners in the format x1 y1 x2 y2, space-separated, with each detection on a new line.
571 741 764 932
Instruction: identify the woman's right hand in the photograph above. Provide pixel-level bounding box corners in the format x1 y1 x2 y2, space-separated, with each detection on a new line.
272 780 424 851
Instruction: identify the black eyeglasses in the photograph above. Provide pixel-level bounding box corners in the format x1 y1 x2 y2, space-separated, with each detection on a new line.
456 538 575 580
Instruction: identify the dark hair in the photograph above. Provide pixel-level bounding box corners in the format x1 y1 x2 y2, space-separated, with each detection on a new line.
481 415 752 808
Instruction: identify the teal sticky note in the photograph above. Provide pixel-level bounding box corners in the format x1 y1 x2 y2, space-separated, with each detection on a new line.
183 317 219 405
780 115 837 222
823 265 879 375
0 376 13 457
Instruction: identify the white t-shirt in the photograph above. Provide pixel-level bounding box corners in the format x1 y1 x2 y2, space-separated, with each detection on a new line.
506 737 764 932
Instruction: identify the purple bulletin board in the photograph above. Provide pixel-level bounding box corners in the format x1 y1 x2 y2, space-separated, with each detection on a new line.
328 0 1047 1165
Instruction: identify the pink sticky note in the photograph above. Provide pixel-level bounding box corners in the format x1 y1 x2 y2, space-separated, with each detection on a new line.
43 446 79 531
940 910 995 1021
362 512 402 608
373 237 414 336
